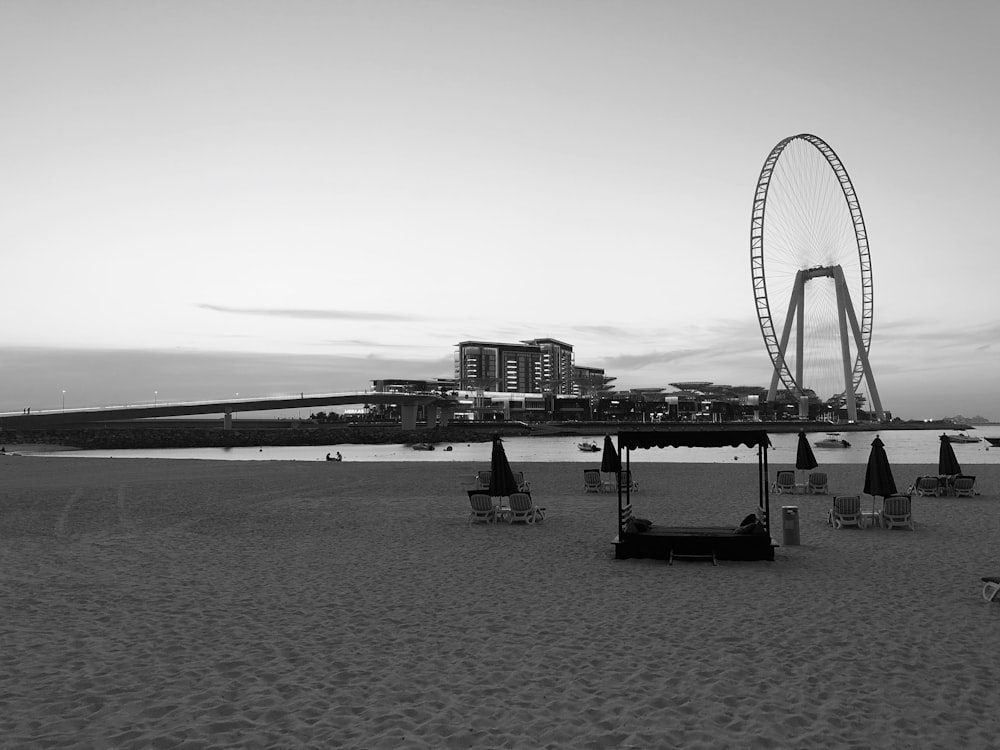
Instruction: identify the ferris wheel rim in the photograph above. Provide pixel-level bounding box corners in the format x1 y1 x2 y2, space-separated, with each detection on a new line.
750 133 874 398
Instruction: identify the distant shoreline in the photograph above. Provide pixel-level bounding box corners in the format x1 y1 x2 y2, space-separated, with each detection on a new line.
0 419 980 451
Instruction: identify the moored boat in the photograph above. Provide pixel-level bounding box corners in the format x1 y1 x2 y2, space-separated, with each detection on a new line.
946 433 981 444
814 437 851 449
578 441 600 452
411 442 436 451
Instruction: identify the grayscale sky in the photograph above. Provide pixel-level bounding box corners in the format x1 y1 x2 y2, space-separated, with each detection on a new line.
2 0 998 419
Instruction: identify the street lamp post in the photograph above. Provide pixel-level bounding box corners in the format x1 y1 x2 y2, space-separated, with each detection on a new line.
62 390 66 412
154 391 158 406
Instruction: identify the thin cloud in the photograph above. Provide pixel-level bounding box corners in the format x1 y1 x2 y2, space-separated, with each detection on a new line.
567 325 636 339
312 339 430 350
600 348 711 370
198 304 417 322
0 347 455 413
876 318 1000 353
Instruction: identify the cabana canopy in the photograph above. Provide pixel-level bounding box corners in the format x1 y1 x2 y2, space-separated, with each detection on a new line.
618 428 771 451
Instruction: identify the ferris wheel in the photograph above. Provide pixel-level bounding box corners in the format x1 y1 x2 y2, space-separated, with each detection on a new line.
750 134 883 421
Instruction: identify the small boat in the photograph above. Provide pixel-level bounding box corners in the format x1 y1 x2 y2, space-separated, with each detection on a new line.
578 441 600 452
985 437 1000 447
946 433 981 444
814 437 851 449
411 442 436 451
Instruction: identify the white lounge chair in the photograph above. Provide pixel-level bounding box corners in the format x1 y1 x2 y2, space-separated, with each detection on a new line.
982 576 1000 602
807 472 828 495
617 469 639 493
583 469 603 493
474 471 491 491
953 475 976 497
513 471 531 492
467 492 496 525
914 476 940 497
829 495 864 529
774 471 796 494
880 494 915 530
506 492 545 524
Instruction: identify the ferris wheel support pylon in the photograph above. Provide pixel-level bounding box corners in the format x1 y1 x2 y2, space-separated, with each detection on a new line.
764 264 884 421
832 264 884 421
765 270 804 409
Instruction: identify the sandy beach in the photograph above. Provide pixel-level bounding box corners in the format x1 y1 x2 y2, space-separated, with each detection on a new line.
2 455 999 748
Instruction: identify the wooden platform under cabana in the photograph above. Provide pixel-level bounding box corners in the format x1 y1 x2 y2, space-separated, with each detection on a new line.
612 428 777 563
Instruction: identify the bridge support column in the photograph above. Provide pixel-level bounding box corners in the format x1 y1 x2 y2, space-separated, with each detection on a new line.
438 406 454 427
425 405 439 428
224 407 233 430
401 404 418 430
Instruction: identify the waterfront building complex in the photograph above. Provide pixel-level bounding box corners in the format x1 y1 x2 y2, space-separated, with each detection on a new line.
362 337 886 424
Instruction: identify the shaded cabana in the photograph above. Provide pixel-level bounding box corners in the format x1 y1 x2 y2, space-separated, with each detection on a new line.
613 428 775 563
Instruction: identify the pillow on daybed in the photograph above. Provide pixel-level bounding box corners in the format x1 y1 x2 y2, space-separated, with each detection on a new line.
625 518 653 533
734 513 765 535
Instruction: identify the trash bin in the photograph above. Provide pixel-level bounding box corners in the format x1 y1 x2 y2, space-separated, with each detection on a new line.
782 505 800 546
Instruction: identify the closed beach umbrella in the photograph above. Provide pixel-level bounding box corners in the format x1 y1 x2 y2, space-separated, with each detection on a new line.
795 430 818 484
864 435 897 515
938 434 962 477
600 434 622 474
488 437 520 498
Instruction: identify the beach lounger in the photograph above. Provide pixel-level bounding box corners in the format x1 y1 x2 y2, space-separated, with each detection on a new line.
617 469 639 493
474 470 491 491
914 476 940 497
829 495 864 529
774 471 796 494
880 494 914 530
806 472 828 494
506 492 545 524
513 471 531 493
953 475 976 497
982 576 1000 602
583 469 603 493
604 469 639 493
467 491 497 524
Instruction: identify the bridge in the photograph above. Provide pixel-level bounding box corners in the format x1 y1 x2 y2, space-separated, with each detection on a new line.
0 392 459 431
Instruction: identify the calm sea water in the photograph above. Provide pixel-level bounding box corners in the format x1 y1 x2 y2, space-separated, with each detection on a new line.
31 427 1000 465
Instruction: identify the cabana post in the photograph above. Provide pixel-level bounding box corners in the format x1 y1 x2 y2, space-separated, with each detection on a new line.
613 428 776 562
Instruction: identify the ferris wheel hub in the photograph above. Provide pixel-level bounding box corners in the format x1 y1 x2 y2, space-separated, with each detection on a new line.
801 265 838 280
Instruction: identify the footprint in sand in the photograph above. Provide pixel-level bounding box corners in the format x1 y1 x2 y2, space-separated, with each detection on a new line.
54 489 84 539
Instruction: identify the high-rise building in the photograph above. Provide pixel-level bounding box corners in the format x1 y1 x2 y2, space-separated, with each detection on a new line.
455 341 544 393
521 338 574 394
454 338 611 396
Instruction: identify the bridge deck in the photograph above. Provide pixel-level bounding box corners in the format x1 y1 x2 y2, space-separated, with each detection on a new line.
1 392 457 429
